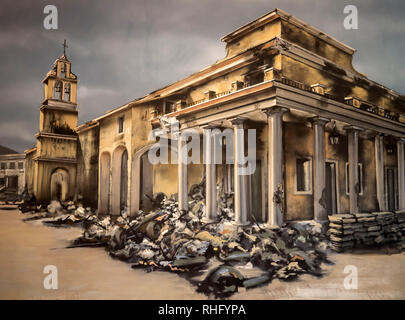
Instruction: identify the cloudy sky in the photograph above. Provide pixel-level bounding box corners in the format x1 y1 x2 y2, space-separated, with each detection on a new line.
1 0 404 152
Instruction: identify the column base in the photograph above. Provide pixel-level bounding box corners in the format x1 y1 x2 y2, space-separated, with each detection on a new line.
262 223 281 230
231 220 250 227
201 216 217 224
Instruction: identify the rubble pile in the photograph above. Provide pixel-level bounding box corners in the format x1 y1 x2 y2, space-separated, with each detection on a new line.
20 199 96 226
71 195 331 297
328 211 405 252
0 190 23 204
17 185 333 297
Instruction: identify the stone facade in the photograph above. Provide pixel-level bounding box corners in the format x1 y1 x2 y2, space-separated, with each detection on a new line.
0 153 25 195
26 9 405 226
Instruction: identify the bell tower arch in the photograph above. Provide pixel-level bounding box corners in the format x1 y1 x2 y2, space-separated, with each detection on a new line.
31 40 79 202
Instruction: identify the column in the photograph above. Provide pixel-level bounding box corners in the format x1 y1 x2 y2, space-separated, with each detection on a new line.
398 138 405 211
177 133 188 212
266 107 288 227
312 117 329 221
231 118 248 225
374 134 386 211
203 126 217 221
345 126 362 213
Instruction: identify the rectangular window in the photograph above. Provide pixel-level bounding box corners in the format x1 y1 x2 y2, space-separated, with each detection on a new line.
18 162 24 169
9 162 15 169
118 116 124 134
0 162 5 169
345 163 363 195
295 157 312 194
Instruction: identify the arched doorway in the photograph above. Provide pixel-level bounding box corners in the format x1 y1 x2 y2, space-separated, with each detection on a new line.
130 142 178 215
139 151 153 212
120 150 128 211
131 145 153 214
111 146 128 215
99 152 111 214
50 168 69 201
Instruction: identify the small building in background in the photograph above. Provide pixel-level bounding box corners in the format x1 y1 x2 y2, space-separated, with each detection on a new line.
0 145 25 196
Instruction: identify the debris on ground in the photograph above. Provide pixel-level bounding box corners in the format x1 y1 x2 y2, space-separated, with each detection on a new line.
16 186 335 298
19 199 97 227
65 193 332 298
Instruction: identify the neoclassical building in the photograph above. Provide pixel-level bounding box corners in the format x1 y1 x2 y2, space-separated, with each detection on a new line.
26 9 405 226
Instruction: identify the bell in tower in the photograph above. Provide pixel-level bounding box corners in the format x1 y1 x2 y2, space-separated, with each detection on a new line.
43 39 78 105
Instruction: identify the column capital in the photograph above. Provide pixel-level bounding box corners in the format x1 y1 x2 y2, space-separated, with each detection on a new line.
367 131 385 138
396 137 405 143
229 117 247 127
201 124 219 131
310 116 330 126
343 125 364 132
263 106 289 117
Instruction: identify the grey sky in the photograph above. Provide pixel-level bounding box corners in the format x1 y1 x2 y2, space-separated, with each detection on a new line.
1 0 404 152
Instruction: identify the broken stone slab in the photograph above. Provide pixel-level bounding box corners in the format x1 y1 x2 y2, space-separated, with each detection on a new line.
220 251 251 262
172 256 208 268
242 274 271 289
47 200 62 215
195 231 224 247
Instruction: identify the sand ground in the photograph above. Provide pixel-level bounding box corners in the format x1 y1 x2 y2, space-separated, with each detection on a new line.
0 207 404 300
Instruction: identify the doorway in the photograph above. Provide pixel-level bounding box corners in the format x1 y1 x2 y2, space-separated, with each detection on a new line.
251 159 263 222
140 152 153 211
120 150 128 211
325 161 338 215
50 168 69 202
385 167 398 211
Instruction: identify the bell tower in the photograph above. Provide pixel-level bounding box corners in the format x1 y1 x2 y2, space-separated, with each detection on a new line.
40 39 78 134
31 40 79 203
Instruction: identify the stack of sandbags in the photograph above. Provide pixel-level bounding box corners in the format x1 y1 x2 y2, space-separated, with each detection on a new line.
374 212 397 244
328 214 356 252
395 210 405 250
328 211 405 252
352 213 378 246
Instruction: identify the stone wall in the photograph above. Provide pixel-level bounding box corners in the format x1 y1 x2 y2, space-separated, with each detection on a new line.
328 211 405 252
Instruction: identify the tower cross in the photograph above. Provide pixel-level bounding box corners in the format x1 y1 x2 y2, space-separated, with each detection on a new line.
62 39 68 56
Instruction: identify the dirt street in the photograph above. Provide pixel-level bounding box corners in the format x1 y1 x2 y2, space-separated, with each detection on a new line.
0 207 404 299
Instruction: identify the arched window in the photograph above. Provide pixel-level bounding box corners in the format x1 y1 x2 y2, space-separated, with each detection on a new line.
54 81 62 99
61 63 66 78
64 83 71 102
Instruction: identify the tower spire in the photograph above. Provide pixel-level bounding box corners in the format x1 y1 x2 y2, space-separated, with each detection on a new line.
62 39 68 56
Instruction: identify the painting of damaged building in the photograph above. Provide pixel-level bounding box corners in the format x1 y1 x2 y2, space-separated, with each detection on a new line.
15 8 405 297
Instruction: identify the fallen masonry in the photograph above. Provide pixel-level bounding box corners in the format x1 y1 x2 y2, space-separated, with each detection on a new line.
18 193 405 297
20 193 335 298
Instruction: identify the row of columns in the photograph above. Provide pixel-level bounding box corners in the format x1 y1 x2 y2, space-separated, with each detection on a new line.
374 135 405 212
176 107 405 227
398 139 405 210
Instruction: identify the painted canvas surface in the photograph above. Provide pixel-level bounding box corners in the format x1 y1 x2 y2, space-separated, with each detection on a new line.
0 0 405 302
